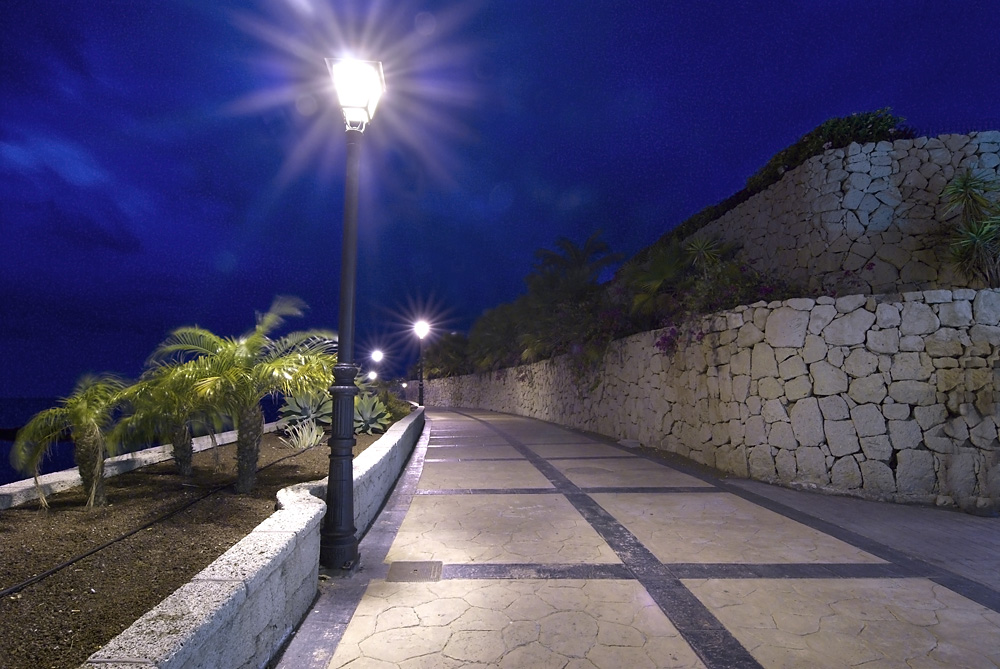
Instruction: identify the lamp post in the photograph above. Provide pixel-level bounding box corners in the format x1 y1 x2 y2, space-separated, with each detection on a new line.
414 320 429 406
320 57 385 572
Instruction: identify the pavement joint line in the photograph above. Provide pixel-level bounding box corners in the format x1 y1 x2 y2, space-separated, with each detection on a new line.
451 408 764 669
620 440 1000 614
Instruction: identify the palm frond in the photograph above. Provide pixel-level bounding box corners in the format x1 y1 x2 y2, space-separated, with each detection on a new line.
149 327 227 363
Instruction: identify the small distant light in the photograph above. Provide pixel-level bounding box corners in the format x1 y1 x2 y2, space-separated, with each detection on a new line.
367 371 378 381
371 350 384 363
401 382 408 388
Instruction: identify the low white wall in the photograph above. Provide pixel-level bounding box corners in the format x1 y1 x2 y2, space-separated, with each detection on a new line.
0 424 279 510
80 408 424 669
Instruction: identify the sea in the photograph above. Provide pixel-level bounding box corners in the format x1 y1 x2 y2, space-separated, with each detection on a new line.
0 397 282 486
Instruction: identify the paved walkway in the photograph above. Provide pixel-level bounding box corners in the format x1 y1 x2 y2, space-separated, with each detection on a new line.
277 408 1000 669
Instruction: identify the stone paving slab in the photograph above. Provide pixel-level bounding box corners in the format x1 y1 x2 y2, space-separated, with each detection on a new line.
417 460 554 490
593 492 885 565
275 408 1000 669
328 579 706 669
687 577 1000 668
386 493 621 565
550 457 714 489
525 442 640 459
425 444 524 460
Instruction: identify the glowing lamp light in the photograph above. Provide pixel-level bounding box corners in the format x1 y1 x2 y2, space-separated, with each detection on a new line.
326 58 386 131
414 320 430 339
367 370 378 381
371 349 384 363
401 382 408 388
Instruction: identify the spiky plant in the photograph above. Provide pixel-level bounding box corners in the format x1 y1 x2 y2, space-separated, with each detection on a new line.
149 296 337 493
278 419 326 449
354 394 390 435
279 391 333 428
944 168 1000 287
11 374 127 508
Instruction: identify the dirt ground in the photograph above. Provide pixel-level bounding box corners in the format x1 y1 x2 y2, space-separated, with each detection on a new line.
0 431 379 669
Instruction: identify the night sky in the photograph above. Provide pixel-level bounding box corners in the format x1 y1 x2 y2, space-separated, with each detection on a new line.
1 0 998 398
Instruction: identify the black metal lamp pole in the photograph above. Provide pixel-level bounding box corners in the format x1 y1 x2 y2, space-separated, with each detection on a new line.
320 127 362 571
320 58 384 572
418 338 425 406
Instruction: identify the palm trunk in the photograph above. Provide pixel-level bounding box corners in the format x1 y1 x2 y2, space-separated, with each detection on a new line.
235 404 264 494
171 422 193 477
76 426 106 508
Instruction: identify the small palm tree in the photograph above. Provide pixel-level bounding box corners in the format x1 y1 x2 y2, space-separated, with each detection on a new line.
149 296 336 493
11 374 127 508
116 364 205 477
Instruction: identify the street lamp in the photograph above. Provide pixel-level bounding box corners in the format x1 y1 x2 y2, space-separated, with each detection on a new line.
414 320 429 406
320 57 385 572
371 349 384 363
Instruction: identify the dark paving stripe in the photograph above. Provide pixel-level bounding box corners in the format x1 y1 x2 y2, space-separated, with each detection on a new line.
668 562 923 580
442 563 634 580
415 487 559 495
622 445 1000 613
581 486 723 494
452 409 762 669
423 457 526 462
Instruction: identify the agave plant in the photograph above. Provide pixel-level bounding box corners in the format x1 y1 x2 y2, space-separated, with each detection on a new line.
278 419 326 449
12 374 127 508
944 168 1000 287
354 394 390 435
279 391 333 428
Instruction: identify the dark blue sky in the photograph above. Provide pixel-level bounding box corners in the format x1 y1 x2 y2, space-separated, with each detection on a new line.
1 0 998 397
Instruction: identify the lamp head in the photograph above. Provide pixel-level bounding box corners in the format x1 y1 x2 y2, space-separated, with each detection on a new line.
371 349 384 363
326 58 385 131
414 320 430 340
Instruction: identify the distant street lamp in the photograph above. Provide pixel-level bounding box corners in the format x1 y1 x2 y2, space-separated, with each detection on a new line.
371 349 384 363
320 57 385 572
367 370 378 381
414 320 430 406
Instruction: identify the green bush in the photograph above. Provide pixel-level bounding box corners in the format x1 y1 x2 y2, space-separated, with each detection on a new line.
745 107 913 193
378 388 412 422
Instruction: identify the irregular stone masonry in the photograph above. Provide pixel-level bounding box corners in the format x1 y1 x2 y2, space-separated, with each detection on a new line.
690 131 1000 295
421 289 1000 512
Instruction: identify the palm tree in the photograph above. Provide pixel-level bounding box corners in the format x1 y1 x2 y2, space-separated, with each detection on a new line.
12 374 127 508
149 296 336 493
116 364 205 477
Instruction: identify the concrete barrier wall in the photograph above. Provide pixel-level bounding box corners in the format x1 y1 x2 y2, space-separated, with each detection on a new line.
80 408 424 669
0 424 280 510
421 292 999 511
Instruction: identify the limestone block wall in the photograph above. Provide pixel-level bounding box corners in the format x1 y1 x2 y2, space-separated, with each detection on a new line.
422 291 1000 510
690 131 1000 295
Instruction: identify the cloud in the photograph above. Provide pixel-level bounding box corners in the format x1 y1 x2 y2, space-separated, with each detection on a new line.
0 134 111 187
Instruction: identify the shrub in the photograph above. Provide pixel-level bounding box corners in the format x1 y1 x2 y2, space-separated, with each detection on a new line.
943 168 1000 287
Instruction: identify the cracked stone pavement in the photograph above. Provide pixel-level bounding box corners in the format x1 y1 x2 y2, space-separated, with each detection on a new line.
277 409 1000 669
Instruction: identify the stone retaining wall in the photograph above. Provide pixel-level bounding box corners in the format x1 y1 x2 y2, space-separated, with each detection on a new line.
81 408 425 669
421 292 1000 511
690 131 1000 295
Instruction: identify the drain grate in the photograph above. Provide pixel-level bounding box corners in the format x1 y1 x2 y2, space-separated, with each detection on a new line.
386 561 443 582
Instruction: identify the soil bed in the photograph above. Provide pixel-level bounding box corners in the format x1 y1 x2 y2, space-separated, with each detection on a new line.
0 432 378 669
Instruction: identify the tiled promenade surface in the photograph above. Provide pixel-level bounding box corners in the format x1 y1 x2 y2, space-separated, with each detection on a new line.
276 409 1000 669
